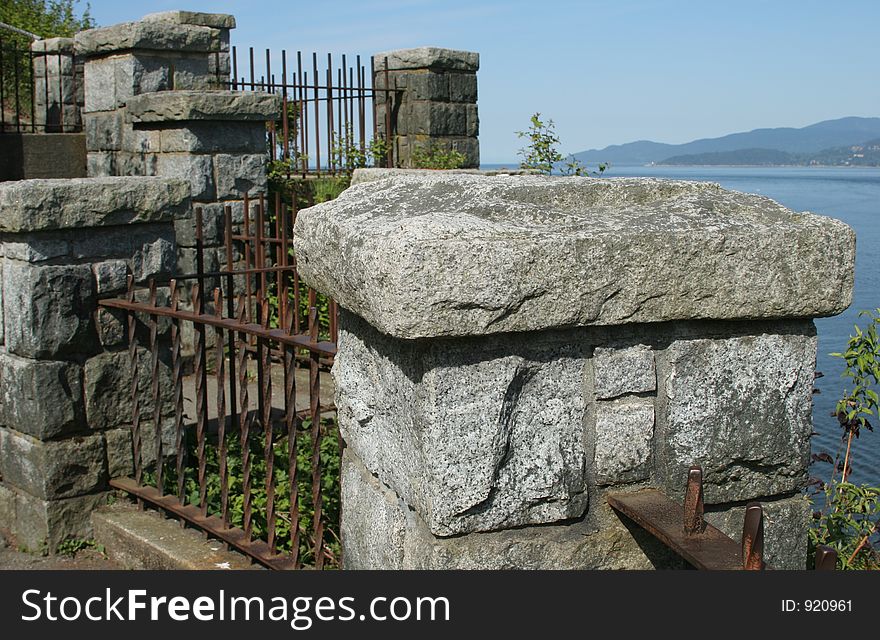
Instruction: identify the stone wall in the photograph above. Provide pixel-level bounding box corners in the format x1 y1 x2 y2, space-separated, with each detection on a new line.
373 47 479 168
294 173 856 569
0 177 187 552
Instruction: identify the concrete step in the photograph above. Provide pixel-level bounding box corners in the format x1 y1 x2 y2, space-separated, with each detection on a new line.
92 504 262 570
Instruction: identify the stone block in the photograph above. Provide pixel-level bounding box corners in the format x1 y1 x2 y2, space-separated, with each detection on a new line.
594 344 656 399
214 154 267 199
76 21 221 57
398 72 449 101
122 125 161 154
93 259 130 294
404 102 468 136
373 47 480 72
594 400 655 484
87 151 115 176
448 72 478 102
157 154 215 201
0 352 85 440
450 136 480 167
294 175 855 340
334 311 589 536
174 204 225 247
0 428 106 500
705 494 811 569
70 223 174 262
104 420 176 479
141 11 236 29
86 110 124 152
341 452 682 570
5 484 109 553
83 348 173 431
133 237 176 283
659 328 817 503
2 237 69 262
96 307 126 347
126 90 280 123
2 261 97 359
0 177 190 232
158 121 266 154
82 56 117 112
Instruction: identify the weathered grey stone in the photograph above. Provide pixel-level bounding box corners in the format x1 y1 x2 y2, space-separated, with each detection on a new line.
659 328 817 503
594 400 655 484
85 111 123 151
350 167 540 185
594 344 656 399
76 21 220 57
5 484 109 553
403 102 468 136
87 151 115 176
374 47 479 72
122 125 161 154
132 237 176 282
214 154 267 199
0 428 106 500
294 175 855 339
0 483 14 535
174 204 224 247
93 259 130 294
141 11 236 29
126 90 280 122
104 419 176 479
448 72 478 102
82 56 118 112
465 103 479 137
30 37 76 55
0 352 85 440
334 311 589 536
705 494 811 569
2 261 96 359
0 177 190 232
70 223 173 261
96 307 126 347
156 154 214 201
157 121 266 153
341 452 683 569
83 348 173 431
394 72 449 101
2 238 69 262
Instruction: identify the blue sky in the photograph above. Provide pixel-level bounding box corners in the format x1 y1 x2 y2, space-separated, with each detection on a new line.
83 0 880 163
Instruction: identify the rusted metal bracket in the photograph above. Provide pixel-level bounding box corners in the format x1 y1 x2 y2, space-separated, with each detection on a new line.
607 465 767 570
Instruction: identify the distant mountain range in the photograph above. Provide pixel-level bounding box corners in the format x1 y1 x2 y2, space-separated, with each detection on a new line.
572 117 880 166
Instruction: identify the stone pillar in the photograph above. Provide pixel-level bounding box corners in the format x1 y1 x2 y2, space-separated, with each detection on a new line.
122 90 278 290
31 37 83 133
0 176 188 552
294 174 856 570
75 11 234 177
373 47 479 169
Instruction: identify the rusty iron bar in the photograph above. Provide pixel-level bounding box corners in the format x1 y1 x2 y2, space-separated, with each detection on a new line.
814 545 838 570
214 288 230 528
284 304 301 567
169 281 186 511
192 283 209 519
125 276 144 508
148 279 163 496
223 205 239 437
742 502 765 570
110 477 295 570
260 302 277 553
308 303 325 569
100 297 336 356
683 465 705 536
236 293 254 540
243 193 253 324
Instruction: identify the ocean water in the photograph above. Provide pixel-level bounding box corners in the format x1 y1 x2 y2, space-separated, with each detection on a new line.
485 164 880 488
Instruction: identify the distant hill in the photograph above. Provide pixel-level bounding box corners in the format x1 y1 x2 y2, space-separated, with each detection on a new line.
572 117 880 165
660 138 880 167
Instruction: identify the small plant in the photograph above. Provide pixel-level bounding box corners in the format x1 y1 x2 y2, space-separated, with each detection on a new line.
331 124 390 175
56 538 104 557
809 308 880 569
410 143 467 170
516 112 605 176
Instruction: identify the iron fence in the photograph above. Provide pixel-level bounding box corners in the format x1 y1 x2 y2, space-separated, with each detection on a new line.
227 46 393 175
100 194 341 570
0 36 81 133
